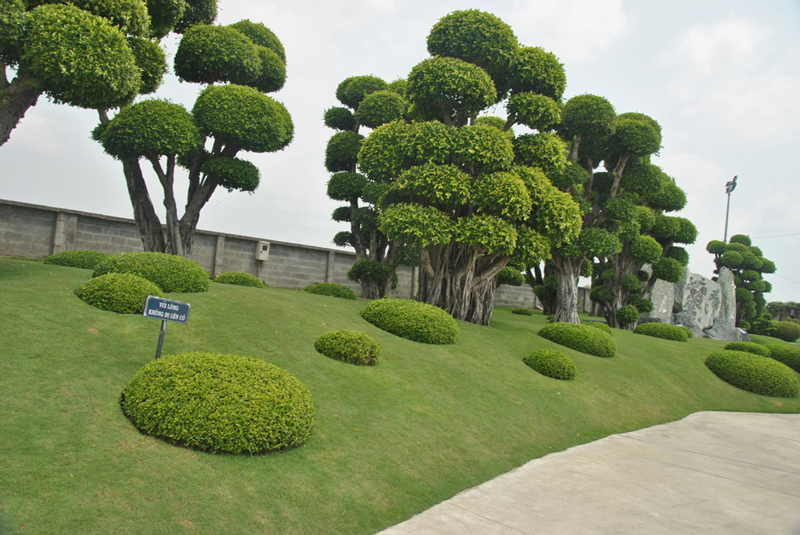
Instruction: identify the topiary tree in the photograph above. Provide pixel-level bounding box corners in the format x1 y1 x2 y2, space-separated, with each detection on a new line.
706 234 775 328
94 14 291 258
324 75 411 299
357 10 582 325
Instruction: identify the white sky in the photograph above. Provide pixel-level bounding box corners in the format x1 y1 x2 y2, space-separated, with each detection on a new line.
2 0 799 301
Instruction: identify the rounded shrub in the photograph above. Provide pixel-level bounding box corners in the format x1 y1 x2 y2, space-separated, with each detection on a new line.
213 271 267 289
770 321 800 343
94 252 210 293
537 322 616 358
75 273 163 314
583 321 611 334
511 308 534 316
705 350 799 398
44 250 111 270
633 323 688 342
681 326 694 339
314 330 380 366
616 304 640 327
360 298 459 344
724 342 771 358
120 353 315 454
303 282 356 300
764 344 800 374
523 349 576 380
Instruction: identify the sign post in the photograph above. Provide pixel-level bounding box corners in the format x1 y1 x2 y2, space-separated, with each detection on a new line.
142 296 191 359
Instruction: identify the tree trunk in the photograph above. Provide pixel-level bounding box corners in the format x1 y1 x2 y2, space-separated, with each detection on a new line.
551 251 583 324
417 242 509 326
0 71 42 147
121 159 166 252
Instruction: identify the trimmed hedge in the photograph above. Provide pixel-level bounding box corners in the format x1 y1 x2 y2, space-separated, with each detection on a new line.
314 330 380 365
523 349 576 380
705 350 799 398
94 252 210 293
724 342 771 358
583 321 611 334
633 323 688 342
303 282 356 300
44 250 111 270
360 298 459 344
121 353 316 453
537 322 616 358
770 321 800 342
511 308 534 316
764 344 800 374
213 271 267 289
75 273 163 314
681 326 694 339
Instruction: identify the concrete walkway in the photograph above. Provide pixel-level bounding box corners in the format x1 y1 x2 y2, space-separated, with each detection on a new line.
377 412 800 535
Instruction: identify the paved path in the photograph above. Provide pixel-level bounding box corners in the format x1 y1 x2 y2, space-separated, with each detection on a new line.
377 412 800 535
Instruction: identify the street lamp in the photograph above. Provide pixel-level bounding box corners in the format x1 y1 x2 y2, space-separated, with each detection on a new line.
723 175 737 243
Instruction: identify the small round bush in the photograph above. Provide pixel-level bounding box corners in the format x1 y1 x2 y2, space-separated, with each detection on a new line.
121 353 316 454
770 321 800 342
616 305 640 327
523 349 576 380
705 350 799 398
724 342 771 358
314 330 380 365
633 323 688 342
213 271 267 289
94 252 210 293
360 298 459 344
764 344 800 374
537 322 616 358
44 250 111 270
303 282 356 300
511 308 534 316
583 321 611 334
75 273 163 314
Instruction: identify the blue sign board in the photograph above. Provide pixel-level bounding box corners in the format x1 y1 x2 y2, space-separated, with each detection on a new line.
143 296 190 324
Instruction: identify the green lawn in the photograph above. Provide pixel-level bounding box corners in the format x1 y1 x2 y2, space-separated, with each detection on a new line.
1 257 797 535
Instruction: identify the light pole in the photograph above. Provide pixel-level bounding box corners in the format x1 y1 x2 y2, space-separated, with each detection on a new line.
723 175 737 243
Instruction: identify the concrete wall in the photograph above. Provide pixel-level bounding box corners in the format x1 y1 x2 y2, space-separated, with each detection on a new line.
1 199 594 309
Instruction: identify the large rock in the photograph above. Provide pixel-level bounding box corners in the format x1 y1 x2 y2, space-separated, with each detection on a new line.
703 317 742 342
717 267 737 324
673 268 721 332
649 279 676 323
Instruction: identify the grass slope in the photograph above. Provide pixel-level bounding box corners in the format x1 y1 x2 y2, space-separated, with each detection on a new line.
1 258 798 535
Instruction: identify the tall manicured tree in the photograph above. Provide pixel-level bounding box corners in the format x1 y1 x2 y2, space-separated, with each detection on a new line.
359 10 582 326
324 76 409 298
95 17 292 257
707 234 776 330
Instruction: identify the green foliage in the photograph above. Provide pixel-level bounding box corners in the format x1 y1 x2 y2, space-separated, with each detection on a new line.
609 113 661 156
620 159 663 196
647 180 686 212
724 342 771 357
634 298 654 314
616 304 640 327
213 271 266 289
579 228 622 258
327 172 367 202
202 157 259 192
633 323 688 342
681 326 693 339
629 235 663 264
0 0 26 66
314 330 380 366
174 24 260 85
75 272 163 314
652 257 684 283
770 321 800 342
407 56 496 124
509 46 565 101
127 37 167 95
100 99 202 160
324 107 357 131
511 308 533 316
475 115 508 132
228 19 285 62
582 321 611 334
619 274 641 291
513 133 567 175
523 349 576 380
121 352 316 453
192 84 293 153
379 204 453 249
173 0 217 34
360 298 459 344
44 250 110 270
303 283 356 300
355 90 407 129
387 78 408 97
336 75 387 109
729 234 751 247
94 252 210 293
347 259 395 285
705 350 799 398
721 251 743 268
589 286 613 303
497 266 525 286
549 162 589 189
537 322 617 358
325 131 364 172
763 344 800 374
146 0 185 38
665 246 689 267
560 94 616 141
22 4 141 109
